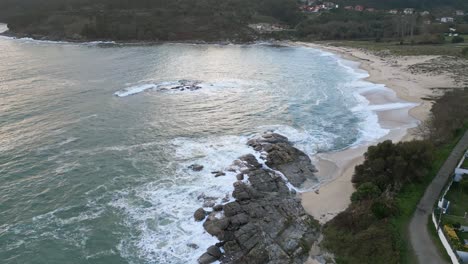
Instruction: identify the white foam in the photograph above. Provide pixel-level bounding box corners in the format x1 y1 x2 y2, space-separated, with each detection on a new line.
114 84 158 97
111 135 261 263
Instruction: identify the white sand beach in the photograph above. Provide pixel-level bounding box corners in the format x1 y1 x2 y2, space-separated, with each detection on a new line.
295 42 464 224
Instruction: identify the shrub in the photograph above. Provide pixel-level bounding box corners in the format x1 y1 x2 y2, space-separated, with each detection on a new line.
371 199 396 219
462 47 468 57
351 182 381 202
413 34 444 44
451 36 464 43
352 140 433 191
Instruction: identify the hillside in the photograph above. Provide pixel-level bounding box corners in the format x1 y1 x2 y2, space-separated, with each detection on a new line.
0 0 467 42
0 0 301 42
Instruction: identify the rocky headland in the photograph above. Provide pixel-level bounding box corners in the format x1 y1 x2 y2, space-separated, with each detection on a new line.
194 132 321 264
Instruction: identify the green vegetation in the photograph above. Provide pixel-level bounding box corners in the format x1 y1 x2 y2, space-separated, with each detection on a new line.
462 157 468 169
333 0 468 10
0 0 302 41
445 180 468 216
325 40 468 57
323 88 468 264
451 35 465 43
1 0 468 42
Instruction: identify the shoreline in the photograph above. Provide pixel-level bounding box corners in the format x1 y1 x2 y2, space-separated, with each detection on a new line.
295 41 463 224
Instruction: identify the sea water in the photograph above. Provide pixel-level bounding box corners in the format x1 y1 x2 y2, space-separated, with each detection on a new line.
0 28 414 263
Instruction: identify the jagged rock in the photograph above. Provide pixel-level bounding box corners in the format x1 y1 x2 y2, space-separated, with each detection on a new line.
236 173 244 181
213 204 224 211
206 245 222 258
230 213 249 227
194 208 207 221
248 133 317 187
189 164 204 172
232 182 257 201
239 154 262 169
203 217 230 239
223 202 243 217
198 252 218 264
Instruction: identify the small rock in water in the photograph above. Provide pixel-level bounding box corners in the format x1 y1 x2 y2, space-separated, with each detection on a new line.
194 208 207 221
211 171 226 177
188 164 204 172
187 243 199 249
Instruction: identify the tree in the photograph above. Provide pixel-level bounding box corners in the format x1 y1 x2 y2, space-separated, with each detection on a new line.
351 182 381 202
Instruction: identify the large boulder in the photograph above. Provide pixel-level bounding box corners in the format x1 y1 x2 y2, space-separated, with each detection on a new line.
194 208 207 222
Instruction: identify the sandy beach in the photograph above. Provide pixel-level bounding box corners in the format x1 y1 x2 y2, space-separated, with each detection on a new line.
294 42 465 224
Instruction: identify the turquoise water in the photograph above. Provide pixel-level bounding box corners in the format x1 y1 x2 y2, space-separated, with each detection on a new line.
0 29 392 263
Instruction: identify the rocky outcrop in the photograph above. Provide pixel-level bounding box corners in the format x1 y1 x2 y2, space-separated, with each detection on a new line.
197 133 320 264
248 133 317 187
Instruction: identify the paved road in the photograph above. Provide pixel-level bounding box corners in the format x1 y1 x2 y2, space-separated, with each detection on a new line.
409 131 468 264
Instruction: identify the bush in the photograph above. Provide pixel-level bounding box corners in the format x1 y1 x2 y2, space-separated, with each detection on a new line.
352 140 434 191
452 36 465 43
371 199 396 219
462 47 468 57
351 182 381 202
413 34 445 44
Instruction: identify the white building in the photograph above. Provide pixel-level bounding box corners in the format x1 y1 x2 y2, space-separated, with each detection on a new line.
420 11 430 16
441 17 455 23
403 8 415 15
455 10 464 16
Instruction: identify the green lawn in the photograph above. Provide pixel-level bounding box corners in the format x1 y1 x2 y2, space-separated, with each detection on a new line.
445 182 468 216
461 156 468 169
442 214 468 227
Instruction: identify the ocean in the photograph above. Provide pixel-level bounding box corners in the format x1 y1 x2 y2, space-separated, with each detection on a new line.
0 24 414 263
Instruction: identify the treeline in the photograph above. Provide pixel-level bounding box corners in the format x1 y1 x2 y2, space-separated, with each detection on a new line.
297 9 468 41
1 0 468 41
0 0 302 41
323 88 468 263
334 0 468 10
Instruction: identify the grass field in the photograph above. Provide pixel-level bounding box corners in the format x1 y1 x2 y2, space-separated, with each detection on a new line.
324 40 468 57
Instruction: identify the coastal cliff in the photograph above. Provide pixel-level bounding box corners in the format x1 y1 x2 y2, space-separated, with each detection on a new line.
194 133 321 264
